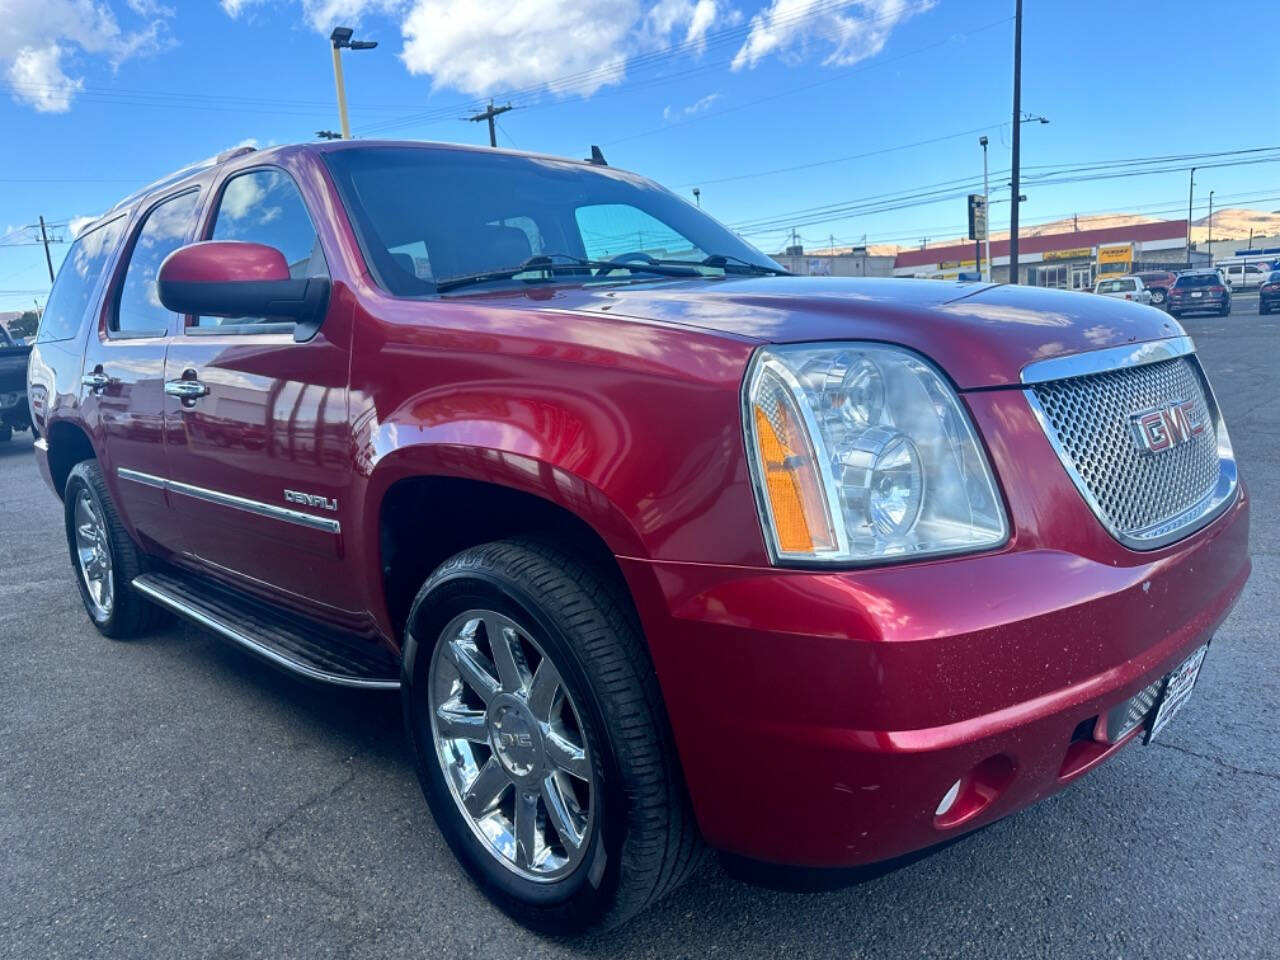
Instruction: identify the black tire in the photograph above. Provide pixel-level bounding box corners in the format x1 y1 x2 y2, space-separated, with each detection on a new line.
402 538 703 935
1168 309 1180 319
0 424 11 443
1221 302 1231 317
63 460 167 639
1262 302 1271 315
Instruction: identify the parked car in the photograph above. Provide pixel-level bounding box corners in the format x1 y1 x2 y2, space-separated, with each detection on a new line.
0 324 33 441
1093 275 1152 303
1260 270 1280 314
1167 270 1232 317
1216 260 1273 290
28 142 1251 934
1133 270 1176 305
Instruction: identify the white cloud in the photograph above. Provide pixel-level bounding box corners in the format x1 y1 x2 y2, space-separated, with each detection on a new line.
663 91 722 122
218 0 733 98
68 215 100 239
732 0 933 70
7 45 81 112
1 0 174 112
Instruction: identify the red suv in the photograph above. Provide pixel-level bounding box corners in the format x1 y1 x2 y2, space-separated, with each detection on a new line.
28 141 1250 934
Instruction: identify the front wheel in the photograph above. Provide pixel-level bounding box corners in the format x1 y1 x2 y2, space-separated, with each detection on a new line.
402 539 702 934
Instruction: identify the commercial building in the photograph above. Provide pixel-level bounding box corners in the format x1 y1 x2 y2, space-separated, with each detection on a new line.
772 246 897 277
892 219 1204 288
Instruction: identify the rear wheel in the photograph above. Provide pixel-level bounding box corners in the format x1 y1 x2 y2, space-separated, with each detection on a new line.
1221 301 1232 317
1150 288 1166 305
0 425 11 443
402 539 702 934
63 460 166 638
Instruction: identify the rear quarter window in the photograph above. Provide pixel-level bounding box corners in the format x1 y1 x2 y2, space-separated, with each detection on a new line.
36 217 126 343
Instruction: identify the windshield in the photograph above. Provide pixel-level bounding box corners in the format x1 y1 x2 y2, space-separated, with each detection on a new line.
322 146 781 296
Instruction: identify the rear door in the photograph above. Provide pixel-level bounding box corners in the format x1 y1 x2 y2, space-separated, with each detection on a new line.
161 166 360 615
81 189 201 552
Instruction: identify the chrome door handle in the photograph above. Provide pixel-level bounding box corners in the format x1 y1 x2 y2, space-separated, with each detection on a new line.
164 379 210 400
81 371 111 393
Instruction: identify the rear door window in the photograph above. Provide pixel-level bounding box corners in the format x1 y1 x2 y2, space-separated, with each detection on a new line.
114 191 200 335
37 217 126 343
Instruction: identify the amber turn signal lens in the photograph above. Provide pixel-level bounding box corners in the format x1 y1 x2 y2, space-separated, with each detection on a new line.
752 400 835 555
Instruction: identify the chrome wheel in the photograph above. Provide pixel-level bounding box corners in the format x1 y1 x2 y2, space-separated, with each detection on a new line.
73 489 113 619
429 609 595 882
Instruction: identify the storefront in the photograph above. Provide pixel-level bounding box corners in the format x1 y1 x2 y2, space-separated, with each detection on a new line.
893 220 1195 285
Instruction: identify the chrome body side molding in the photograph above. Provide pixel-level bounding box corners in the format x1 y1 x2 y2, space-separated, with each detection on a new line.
117 468 340 534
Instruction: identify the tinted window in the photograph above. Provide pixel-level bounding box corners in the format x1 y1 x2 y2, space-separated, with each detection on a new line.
1174 274 1217 288
192 169 326 330
323 147 779 297
115 191 199 334
1271 272 1280 282
37 217 125 343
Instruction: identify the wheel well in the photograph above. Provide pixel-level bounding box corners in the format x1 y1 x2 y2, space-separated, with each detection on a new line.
45 421 97 499
380 476 635 636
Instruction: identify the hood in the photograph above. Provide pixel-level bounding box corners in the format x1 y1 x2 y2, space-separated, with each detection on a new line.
507 276 1185 389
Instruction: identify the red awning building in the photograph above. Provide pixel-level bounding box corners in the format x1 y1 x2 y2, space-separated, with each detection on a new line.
893 219 1197 288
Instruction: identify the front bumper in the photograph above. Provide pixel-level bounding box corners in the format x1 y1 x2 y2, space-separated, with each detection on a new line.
621 390 1252 868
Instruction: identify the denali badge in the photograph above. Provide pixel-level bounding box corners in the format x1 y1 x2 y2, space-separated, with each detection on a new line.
284 489 339 511
1129 399 1205 455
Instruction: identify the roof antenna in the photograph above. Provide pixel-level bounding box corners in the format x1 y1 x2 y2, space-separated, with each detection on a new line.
586 145 607 166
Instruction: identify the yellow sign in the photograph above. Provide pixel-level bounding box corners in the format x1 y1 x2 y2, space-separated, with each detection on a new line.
1098 244 1133 265
1043 247 1093 261
938 259 977 269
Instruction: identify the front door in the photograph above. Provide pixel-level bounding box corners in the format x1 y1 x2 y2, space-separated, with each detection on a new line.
161 167 359 615
81 189 201 554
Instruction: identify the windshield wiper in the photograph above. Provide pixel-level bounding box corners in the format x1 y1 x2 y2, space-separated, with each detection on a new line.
699 254 791 276
435 253 699 294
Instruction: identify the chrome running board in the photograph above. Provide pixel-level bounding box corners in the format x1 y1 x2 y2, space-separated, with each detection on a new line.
132 570 400 690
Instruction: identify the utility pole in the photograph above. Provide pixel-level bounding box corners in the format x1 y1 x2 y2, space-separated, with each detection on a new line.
329 27 378 140
38 216 55 283
980 135 991 282
1187 167 1196 267
466 99 515 148
1207 190 1215 267
1009 0 1023 284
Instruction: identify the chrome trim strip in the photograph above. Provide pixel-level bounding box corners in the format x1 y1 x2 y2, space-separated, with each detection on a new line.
118 466 166 490
33 437 49 453
1020 336 1195 385
131 576 399 691
1023 355 1239 552
116 468 340 534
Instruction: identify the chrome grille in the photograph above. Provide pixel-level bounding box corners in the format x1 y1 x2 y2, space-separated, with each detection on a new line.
1029 356 1222 545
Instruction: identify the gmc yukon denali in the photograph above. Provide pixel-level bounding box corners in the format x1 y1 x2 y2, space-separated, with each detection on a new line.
28 141 1250 934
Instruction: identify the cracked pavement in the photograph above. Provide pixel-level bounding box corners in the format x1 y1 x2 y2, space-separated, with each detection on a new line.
1 299 1277 959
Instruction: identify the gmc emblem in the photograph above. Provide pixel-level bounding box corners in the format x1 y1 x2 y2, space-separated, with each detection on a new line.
1129 400 1205 455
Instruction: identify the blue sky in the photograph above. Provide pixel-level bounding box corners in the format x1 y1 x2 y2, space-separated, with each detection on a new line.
2 0 1278 312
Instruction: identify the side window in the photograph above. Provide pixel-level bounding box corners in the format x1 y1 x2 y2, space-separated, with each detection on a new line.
38 217 125 343
114 191 199 335
193 169 327 330
574 204 705 263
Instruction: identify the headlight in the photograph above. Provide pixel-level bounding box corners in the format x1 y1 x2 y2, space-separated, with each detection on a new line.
744 343 1007 565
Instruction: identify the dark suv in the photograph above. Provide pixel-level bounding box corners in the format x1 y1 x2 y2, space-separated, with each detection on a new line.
1167 269 1232 318
27 141 1250 934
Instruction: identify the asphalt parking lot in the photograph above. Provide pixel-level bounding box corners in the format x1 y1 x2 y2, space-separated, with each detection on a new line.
2 294 1277 960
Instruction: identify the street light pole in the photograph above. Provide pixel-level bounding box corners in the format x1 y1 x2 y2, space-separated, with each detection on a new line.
329 27 378 140
1207 190 1215 267
1186 166 1196 267
1008 0 1023 284
980 135 991 282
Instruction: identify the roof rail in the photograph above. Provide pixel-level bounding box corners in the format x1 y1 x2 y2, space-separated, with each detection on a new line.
108 144 258 213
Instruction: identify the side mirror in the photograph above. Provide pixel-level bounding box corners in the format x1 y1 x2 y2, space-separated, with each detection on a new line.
157 241 330 341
